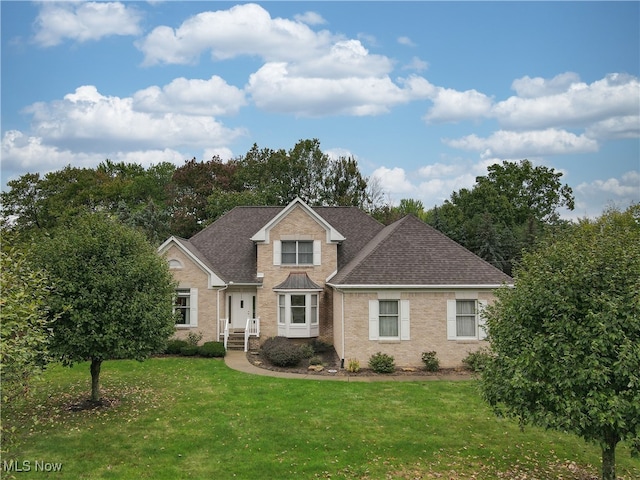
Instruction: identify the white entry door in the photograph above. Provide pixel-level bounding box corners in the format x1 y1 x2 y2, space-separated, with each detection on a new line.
229 293 254 330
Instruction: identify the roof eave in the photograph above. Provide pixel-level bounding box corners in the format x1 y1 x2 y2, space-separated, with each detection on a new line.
327 283 513 289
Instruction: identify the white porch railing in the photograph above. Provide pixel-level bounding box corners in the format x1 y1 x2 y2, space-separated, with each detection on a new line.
244 317 260 352
221 318 229 350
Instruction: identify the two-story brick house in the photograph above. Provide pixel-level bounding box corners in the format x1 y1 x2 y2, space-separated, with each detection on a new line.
158 198 512 368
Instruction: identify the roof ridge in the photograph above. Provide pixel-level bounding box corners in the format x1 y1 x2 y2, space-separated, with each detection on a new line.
331 215 408 284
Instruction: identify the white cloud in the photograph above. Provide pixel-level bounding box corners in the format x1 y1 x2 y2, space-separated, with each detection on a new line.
585 115 640 140
573 170 640 218
511 72 581 98
294 11 326 26
371 166 416 197
132 76 246 116
33 2 142 47
425 87 493 123
492 73 640 131
247 64 432 117
137 3 335 65
402 56 429 72
445 129 599 158
24 85 245 151
397 36 416 47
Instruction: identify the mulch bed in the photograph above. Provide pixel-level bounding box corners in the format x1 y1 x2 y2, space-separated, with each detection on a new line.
246 350 473 378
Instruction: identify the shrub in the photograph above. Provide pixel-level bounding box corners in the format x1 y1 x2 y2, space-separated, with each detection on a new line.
299 343 315 359
198 341 226 358
309 356 323 366
261 337 302 367
421 351 440 372
166 339 188 355
462 348 492 372
185 331 203 346
346 358 360 373
368 352 395 374
310 338 333 354
180 345 199 356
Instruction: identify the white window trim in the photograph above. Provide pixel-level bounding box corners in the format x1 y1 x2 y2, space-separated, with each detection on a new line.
175 288 198 328
273 240 321 266
277 292 319 337
447 299 487 340
369 299 410 341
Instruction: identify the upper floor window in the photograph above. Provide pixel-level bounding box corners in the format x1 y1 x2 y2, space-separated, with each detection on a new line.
273 240 320 266
282 241 313 265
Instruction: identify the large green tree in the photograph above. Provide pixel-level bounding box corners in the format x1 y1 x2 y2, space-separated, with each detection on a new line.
34 214 177 402
481 205 640 480
426 159 574 274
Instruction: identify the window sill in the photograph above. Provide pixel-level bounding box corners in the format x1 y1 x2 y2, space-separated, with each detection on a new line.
175 325 197 329
377 339 401 344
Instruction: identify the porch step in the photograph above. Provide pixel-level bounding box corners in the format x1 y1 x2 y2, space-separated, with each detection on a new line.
226 333 245 351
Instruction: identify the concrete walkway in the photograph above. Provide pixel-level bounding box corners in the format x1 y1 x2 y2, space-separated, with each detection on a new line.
224 350 471 382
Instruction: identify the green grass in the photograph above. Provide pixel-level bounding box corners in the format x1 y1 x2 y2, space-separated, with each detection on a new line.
2 358 639 479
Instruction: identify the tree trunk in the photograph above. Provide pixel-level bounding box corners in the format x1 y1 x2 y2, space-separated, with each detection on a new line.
601 432 618 480
90 359 102 402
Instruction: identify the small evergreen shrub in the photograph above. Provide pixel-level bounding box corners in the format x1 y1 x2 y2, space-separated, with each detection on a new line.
166 339 188 355
299 343 315 359
462 348 492 372
368 352 395 374
198 341 226 358
261 337 302 367
180 345 199 356
310 338 333 354
346 358 360 373
421 351 440 372
308 356 323 366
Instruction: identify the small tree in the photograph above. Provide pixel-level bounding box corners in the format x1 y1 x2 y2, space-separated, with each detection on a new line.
35 213 176 402
481 206 640 480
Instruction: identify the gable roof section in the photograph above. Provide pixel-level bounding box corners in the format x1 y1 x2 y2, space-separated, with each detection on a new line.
188 206 282 284
158 236 226 287
251 198 345 243
329 214 513 287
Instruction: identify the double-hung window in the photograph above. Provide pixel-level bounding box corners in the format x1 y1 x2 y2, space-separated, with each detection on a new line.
378 300 399 338
174 288 198 327
281 241 313 265
369 299 410 341
447 299 487 340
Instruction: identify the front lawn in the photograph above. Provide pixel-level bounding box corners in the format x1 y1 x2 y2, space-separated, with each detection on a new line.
2 358 639 479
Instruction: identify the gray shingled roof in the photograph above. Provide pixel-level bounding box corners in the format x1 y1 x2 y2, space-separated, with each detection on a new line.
274 272 323 290
179 205 512 287
188 207 282 283
328 214 513 286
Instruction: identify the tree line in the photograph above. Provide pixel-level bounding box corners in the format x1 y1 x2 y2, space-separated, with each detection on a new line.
2 138 576 276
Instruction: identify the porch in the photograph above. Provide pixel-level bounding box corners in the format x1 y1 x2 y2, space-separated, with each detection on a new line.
220 317 260 352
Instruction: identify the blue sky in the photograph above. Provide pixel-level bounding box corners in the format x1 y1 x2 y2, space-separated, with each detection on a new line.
2 1 639 219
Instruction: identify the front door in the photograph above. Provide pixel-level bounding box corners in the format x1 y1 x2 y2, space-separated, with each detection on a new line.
229 293 255 331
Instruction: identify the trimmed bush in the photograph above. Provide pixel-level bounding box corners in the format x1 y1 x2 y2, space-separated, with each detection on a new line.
185 331 203 346
310 338 333 354
368 352 395 374
180 346 199 356
299 343 315 359
309 356 323 366
166 339 188 355
421 351 440 372
199 341 226 358
261 336 302 367
462 348 492 372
